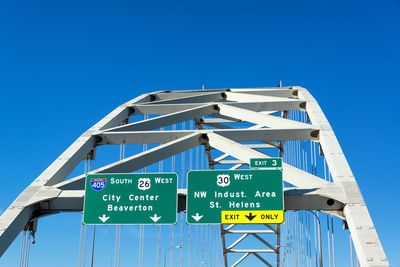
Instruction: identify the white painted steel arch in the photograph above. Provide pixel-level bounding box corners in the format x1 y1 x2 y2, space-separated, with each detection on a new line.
0 87 389 266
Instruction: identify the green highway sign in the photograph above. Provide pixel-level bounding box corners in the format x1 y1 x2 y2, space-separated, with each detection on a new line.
250 158 282 168
83 173 178 225
187 170 284 224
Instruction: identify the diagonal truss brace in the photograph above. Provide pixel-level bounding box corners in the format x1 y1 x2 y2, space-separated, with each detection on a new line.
207 133 330 189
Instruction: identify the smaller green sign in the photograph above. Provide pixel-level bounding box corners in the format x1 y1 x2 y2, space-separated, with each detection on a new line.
250 158 282 168
84 173 177 225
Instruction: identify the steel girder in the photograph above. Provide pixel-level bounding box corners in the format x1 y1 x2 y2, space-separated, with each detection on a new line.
0 87 389 267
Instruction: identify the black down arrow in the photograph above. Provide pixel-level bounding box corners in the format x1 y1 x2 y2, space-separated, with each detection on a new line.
245 213 256 221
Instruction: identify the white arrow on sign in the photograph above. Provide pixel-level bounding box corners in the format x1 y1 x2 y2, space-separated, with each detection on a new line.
98 214 110 223
150 214 162 223
191 213 203 222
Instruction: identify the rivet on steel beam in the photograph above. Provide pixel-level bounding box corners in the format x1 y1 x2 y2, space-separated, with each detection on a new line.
212 104 220 113
327 199 335 206
149 94 157 101
128 107 136 115
220 92 227 100
199 134 209 144
94 135 103 143
310 130 319 139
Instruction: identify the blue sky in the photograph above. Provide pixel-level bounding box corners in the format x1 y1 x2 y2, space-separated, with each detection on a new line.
0 0 399 266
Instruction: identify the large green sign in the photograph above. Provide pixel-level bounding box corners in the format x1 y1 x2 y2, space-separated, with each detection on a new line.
84 173 178 225
187 170 284 224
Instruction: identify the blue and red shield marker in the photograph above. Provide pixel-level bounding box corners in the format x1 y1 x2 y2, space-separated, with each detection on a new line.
90 178 107 191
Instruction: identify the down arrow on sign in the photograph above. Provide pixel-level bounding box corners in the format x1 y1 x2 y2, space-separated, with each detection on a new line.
245 213 256 221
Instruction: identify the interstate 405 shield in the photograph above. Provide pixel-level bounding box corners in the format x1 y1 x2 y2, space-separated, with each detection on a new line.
186 170 284 224
84 173 177 225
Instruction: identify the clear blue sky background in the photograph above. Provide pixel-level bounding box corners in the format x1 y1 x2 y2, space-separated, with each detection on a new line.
0 0 399 266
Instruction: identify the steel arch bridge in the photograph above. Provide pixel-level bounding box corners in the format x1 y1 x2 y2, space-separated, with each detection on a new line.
0 86 390 266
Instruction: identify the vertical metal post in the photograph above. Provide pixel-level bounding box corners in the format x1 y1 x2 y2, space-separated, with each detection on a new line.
90 226 96 267
220 224 228 267
350 235 354 267
308 211 323 267
276 224 280 267
318 218 322 267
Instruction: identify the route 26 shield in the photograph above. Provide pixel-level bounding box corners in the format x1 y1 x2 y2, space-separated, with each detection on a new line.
90 178 107 191
138 178 151 190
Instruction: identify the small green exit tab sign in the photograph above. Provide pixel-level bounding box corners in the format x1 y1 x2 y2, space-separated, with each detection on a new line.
250 158 282 168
